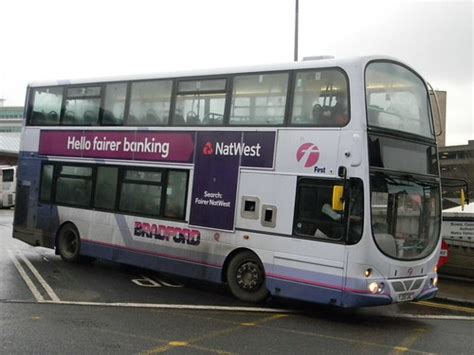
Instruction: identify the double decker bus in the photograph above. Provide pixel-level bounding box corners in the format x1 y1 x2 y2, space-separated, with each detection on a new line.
14 56 442 307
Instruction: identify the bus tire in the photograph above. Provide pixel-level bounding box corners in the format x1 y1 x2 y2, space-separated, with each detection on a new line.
57 224 81 262
226 251 268 303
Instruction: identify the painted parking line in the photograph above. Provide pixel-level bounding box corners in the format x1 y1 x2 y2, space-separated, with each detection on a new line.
8 249 60 302
17 251 60 302
39 300 295 313
389 314 473 321
7 249 45 302
417 301 474 314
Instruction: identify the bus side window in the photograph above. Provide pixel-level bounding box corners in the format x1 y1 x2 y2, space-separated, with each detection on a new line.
29 87 63 126
290 69 349 127
164 170 187 220
230 73 288 125
64 87 101 126
293 178 345 240
128 80 172 126
55 166 93 207
39 164 54 202
175 79 226 126
102 83 127 126
347 178 364 244
94 167 118 210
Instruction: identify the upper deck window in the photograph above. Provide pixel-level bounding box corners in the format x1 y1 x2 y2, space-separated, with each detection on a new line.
128 80 172 125
30 87 63 125
366 62 433 139
63 86 101 125
291 69 349 127
174 79 226 126
230 73 288 125
103 83 127 125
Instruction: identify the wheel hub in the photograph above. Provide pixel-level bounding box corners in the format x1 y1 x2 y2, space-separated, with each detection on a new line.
236 262 261 290
64 232 78 255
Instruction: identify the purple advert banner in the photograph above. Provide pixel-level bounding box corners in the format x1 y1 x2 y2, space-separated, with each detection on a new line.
189 131 276 231
38 130 195 163
38 130 275 168
190 131 241 231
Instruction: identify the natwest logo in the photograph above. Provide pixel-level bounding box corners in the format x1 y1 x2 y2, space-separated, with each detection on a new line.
202 141 262 157
203 142 214 155
296 143 320 168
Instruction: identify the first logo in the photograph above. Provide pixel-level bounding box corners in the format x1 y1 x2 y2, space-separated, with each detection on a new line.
296 143 320 168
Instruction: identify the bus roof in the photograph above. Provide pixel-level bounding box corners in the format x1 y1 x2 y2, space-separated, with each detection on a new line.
28 55 407 88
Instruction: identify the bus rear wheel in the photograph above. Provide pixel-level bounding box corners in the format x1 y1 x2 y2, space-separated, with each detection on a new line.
57 224 81 262
226 251 268 303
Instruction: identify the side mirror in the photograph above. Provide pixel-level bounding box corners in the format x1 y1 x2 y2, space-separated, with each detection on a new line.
332 185 344 212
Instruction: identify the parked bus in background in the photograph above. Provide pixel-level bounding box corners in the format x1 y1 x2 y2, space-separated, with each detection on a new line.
1 165 16 208
14 56 445 307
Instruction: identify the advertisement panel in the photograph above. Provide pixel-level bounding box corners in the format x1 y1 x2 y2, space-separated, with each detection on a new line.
38 130 195 163
190 131 241 231
39 129 277 231
189 131 276 230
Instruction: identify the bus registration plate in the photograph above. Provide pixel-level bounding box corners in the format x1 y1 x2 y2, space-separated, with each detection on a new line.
398 292 414 302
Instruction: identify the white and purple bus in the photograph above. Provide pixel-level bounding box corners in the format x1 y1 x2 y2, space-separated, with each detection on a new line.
14 56 442 307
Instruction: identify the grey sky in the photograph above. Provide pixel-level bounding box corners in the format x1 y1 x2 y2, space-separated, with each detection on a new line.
0 0 472 145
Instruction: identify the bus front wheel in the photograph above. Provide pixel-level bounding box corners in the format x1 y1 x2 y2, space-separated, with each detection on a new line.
57 224 81 262
226 251 268 303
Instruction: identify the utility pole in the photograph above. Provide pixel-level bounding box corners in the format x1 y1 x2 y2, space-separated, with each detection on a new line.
294 0 299 62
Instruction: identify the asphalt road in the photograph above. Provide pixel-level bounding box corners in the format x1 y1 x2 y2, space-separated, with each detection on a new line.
1 208 473 354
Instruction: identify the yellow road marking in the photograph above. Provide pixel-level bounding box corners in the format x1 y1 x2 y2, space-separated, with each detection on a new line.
142 313 287 354
417 301 474 314
168 341 187 347
390 328 427 355
256 323 433 354
393 346 409 352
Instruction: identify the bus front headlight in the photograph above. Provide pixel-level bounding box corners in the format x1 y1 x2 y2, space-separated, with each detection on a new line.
429 276 438 288
368 281 384 294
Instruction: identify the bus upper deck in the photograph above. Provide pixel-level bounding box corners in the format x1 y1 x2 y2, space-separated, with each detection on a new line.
24 56 430 137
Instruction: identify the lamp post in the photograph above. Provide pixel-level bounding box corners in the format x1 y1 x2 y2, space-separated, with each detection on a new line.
294 0 299 62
